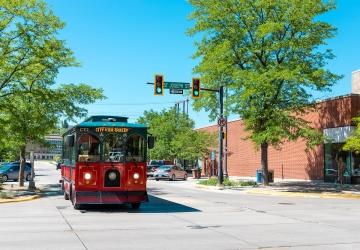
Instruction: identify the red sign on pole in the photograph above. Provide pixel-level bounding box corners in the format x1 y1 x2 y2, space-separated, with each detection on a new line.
217 117 226 127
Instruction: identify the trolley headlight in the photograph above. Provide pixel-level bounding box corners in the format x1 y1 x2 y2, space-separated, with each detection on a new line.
84 173 91 180
108 171 117 181
133 173 140 179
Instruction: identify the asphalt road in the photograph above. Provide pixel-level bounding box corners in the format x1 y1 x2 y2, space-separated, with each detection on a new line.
1 161 360 250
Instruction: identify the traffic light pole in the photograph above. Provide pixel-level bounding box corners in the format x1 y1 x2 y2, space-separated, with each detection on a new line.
200 86 225 186
217 86 224 186
147 80 225 186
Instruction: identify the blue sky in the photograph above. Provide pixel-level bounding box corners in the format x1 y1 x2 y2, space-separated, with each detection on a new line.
47 0 360 128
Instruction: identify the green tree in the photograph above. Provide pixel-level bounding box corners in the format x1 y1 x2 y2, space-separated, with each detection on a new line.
1 84 104 186
0 0 106 186
344 117 360 153
138 108 215 163
188 0 341 185
0 0 78 99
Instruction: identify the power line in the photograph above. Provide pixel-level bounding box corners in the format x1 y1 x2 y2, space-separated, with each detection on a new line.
88 101 179 106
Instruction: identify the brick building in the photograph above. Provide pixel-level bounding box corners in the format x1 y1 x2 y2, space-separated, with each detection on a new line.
197 71 360 183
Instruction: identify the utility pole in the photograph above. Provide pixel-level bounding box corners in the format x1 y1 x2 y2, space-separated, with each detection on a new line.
183 100 186 115
186 99 189 116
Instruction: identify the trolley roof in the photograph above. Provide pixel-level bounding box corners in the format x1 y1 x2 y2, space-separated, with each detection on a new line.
74 116 147 129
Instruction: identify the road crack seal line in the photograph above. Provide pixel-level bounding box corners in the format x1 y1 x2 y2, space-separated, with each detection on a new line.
244 206 342 231
56 206 88 250
257 240 360 249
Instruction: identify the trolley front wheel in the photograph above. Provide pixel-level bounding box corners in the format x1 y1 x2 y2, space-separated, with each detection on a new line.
131 203 141 209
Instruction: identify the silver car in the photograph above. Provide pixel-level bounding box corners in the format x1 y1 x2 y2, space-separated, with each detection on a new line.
0 162 32 182
154 165 188 181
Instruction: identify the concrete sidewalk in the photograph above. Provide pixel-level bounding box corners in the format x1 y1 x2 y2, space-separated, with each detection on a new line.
183 176 360 199
0 182 61 203
0 183 40 203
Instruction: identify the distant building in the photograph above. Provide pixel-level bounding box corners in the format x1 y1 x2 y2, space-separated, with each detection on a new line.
28 134 62 160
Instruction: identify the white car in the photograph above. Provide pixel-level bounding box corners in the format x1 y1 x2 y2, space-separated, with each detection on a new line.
154 165 188 181
108 152 124 162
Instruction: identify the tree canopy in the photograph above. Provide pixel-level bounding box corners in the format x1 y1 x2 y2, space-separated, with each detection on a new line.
188 0 340 184
0 0 105 186
344 117 360 153
0 0 77 99
138 108 215 162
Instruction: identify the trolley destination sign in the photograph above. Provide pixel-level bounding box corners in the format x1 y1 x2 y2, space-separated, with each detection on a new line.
79 127 130 133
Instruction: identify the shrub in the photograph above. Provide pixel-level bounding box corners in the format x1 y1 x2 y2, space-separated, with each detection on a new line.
198 177 218 186
198 177 258 187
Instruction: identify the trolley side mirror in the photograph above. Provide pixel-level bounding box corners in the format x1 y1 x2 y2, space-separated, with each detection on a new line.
65 135 75 147
147 136 155 149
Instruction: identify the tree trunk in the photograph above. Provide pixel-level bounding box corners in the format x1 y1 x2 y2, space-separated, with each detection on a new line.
19 146 26 187
261 142 269 186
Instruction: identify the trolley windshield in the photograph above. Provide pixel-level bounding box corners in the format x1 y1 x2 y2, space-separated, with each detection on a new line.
76 131 145 163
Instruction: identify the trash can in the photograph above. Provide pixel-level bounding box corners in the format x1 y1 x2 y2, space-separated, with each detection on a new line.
268 170 274 183
192 169 201 179
257 169 274 183
256 169 263 183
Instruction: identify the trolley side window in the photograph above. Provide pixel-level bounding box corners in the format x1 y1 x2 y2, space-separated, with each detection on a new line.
126 134 145 162
63 134 75 167
103 134 126 162
77 133 101 162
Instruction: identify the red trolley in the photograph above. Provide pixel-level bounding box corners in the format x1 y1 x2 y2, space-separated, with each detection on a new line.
60 116 154 209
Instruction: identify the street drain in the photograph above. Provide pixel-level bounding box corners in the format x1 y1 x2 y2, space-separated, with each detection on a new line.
278 202 295 205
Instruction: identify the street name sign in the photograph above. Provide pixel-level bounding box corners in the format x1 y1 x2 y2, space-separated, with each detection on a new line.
164 81 190 89
169 89 183 94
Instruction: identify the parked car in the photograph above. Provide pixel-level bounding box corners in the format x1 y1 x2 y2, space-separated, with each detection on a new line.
154 165 188 181
147 160 172 177
0 162 33 182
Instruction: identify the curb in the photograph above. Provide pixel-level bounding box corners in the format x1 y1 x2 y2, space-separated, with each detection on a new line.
245 189 360 200
195 184 360 199
0 194 41 204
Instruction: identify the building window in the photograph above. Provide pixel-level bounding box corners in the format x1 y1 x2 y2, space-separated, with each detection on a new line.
324 143 351 183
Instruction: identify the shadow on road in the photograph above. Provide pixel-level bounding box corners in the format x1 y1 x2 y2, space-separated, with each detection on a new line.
76 195 200 214
39 184 63 197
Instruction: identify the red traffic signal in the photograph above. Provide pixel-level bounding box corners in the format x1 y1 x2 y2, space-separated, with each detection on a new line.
154 75 164 96
192 78 200 98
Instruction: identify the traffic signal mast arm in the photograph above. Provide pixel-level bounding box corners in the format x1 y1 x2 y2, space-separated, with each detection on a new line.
147 78 225 185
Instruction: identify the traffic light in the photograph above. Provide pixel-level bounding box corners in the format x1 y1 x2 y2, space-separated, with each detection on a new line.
154 74 164 96
192 78 200 98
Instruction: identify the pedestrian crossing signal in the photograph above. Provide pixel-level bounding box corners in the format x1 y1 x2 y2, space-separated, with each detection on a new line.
154 75 164 96
192 78 200 98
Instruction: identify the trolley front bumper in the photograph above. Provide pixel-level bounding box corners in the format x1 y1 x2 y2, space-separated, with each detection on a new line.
75 190 148 205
